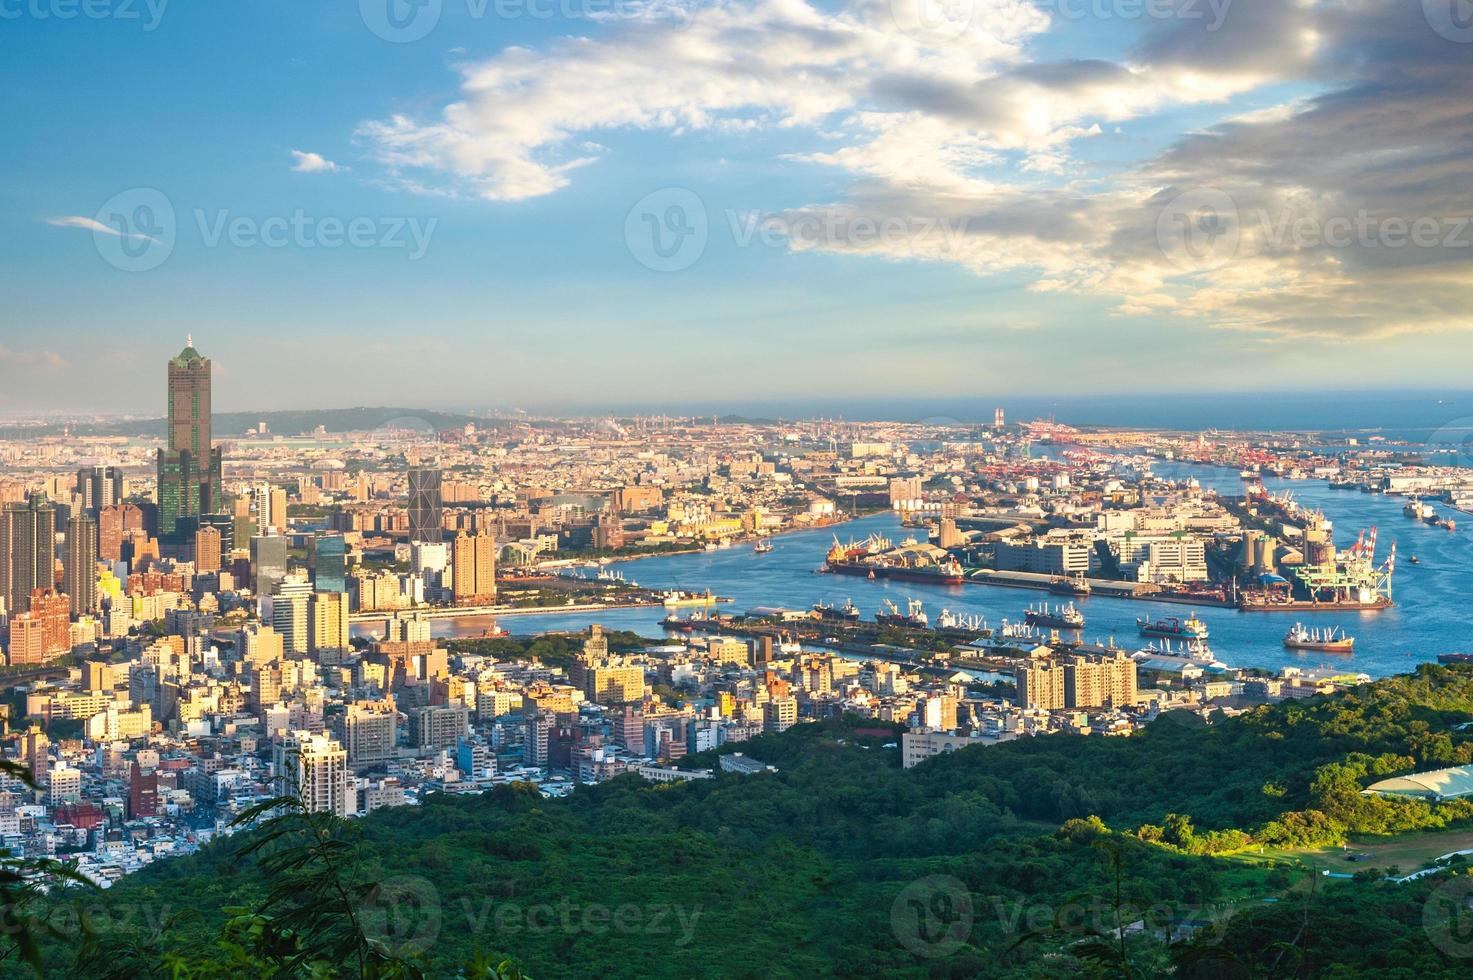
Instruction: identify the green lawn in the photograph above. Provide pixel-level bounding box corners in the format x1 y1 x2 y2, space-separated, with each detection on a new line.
1224 826 1473 877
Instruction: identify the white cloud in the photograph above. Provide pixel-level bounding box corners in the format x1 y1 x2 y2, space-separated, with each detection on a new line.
290 150 341 173
350 0 1473 340
44 215 154 241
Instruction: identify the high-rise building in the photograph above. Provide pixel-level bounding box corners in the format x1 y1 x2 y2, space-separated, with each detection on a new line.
274 731 351 817
76 465 124 516
407 464 444 543
63 514 98 615
157 338 222 546
268 574 313 655
98 503 145 563
0 494 56 616
309 590 350 658
198 512 235 555
309 533 347 593
337 700 398 765
451 529 496 605
250 533 288 597
194 524 222 573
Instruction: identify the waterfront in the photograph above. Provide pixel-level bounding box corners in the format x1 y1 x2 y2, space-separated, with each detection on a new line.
420 460 1473 679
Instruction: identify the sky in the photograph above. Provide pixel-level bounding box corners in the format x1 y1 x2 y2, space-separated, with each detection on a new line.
2 0 1472 415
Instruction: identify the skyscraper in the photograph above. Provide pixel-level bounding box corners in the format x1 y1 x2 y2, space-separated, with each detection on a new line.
275 731 351 817
157 337 222 546
75 465 123 516
0 493 57 616
407 464 443 543
63 514 98 615
309 532 347 593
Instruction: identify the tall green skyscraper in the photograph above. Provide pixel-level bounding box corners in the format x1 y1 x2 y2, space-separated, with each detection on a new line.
157 336 223 546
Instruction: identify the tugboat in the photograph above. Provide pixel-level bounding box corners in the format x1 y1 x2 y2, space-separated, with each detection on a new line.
876 598 929 629
1049 574 1092 597
1283 623 1355 653
1408 555 1421 565
1137 614 1210 641
1024 602 1084 630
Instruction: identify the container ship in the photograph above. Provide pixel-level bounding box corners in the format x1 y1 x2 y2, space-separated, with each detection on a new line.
1283 623 1355 653
824 535 966 585
1137 614 1209 641
1024 602 1084 630
876 598 929 629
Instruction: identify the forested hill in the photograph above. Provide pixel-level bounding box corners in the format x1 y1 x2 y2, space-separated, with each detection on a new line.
19 665 1473 978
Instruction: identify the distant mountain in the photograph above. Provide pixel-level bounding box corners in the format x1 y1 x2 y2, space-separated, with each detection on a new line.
0 408 484 440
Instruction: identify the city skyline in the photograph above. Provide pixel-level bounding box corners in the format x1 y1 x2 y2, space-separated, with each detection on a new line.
5 1 1473 412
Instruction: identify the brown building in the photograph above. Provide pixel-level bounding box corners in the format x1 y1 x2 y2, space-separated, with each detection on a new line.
129 759 159 818
451 530 497 605
194 524 222 573
99 503 145 562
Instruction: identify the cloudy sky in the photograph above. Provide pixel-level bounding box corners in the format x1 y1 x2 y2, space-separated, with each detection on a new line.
3 0 1471 414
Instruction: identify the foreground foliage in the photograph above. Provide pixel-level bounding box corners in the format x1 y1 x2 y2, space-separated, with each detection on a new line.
9 665 1473 976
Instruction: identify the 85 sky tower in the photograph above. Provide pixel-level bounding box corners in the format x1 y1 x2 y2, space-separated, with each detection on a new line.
157 336 223 548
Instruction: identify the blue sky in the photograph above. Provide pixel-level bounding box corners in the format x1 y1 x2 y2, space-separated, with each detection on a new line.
3 1 1472 415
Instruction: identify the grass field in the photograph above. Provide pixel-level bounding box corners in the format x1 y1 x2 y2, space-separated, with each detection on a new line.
1224 827 1473 878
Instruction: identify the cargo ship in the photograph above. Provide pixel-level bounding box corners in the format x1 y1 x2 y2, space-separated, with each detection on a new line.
661 589 731 607
812 598 861 623
1438 653 1473 665
1137 614 1209 641
876 598 929 629
1283 623 1355 653
1048 574 1092 597
824 535 966 585
1132 638 1227 671
1024 602 1084 630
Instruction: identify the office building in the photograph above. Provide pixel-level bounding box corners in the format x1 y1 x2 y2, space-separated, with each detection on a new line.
76 465 124 516
309 533 347 593
268 574 313 655
309 590 350 658
251 533 288 597
157 338 223 546
407 465 443 543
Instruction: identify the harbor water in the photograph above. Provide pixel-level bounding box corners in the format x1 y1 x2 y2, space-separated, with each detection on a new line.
424 461 1472 678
